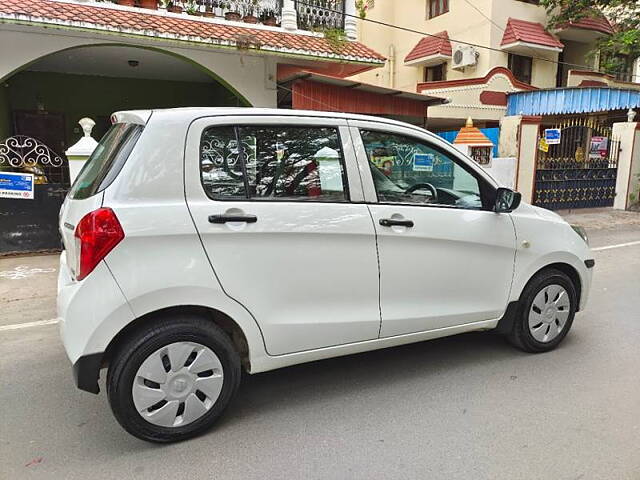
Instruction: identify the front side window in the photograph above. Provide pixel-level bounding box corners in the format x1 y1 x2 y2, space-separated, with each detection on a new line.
200 125 348 202
360 130 484 210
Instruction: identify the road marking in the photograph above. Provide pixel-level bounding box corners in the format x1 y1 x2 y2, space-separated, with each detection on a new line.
0 318 59 332
592 240 640 252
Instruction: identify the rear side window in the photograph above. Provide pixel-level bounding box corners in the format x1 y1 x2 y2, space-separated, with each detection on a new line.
200 125 349 202
69 123 143 200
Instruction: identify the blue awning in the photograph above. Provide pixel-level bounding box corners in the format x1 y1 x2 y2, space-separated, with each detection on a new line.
506 87 640 116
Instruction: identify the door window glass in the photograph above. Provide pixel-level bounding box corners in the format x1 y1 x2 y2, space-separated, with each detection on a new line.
200 126 348 202
360 130 483 209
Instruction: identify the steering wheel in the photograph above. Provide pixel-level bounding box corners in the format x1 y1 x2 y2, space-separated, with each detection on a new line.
405 182 438 202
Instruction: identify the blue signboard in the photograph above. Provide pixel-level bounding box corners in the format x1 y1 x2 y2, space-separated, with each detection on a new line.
413 153 434 172
544 128 562 145
0 172 35 199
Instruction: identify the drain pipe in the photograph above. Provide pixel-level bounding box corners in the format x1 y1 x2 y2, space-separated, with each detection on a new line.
388 44 396 88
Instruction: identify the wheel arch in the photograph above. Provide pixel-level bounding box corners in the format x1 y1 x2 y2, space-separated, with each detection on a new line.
103 305 252 372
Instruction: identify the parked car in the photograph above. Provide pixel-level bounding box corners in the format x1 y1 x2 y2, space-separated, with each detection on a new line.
58 108 594 442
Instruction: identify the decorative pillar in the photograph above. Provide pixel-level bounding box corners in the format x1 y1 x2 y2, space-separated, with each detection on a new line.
344 0 357 41
65 118 98 183
281 0 298 31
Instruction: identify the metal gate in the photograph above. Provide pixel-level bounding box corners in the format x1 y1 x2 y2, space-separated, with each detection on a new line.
533 121 620 210
0 136 70 254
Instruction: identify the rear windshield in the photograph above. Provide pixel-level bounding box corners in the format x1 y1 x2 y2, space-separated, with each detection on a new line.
69 122 143 200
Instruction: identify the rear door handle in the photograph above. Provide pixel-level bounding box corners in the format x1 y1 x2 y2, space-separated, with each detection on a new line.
209 214 258 224
379 218 414 228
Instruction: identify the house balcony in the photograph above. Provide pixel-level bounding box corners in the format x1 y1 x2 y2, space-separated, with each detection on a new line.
108 0 356 37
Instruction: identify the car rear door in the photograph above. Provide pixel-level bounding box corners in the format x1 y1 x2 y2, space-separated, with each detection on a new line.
349 120 517 337
184 115 381 356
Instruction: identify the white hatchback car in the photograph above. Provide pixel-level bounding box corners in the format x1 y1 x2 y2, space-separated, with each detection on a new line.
58 108 594 442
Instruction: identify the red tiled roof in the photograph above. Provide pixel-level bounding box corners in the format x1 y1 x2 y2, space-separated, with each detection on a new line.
565 16 614 36
501 18 564 49
405 31 452 63
0 0 385 63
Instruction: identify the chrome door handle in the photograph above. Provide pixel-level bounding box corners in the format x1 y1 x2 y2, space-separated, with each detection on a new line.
209 214 258 224
379 218 414 228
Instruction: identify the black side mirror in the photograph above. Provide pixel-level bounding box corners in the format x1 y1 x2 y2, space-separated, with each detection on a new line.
494 188 522 213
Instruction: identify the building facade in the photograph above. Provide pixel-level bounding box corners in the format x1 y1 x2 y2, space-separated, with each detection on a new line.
352 0 617 130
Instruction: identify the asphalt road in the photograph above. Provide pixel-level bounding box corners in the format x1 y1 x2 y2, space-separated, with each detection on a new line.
1 211 639 479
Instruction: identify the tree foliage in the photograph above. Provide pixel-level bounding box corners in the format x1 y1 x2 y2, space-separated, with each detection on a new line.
541 0 640 78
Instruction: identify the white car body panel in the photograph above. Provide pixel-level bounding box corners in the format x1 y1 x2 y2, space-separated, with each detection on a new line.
56 108 594 383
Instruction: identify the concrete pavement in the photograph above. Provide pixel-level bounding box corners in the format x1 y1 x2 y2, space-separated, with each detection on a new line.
1 210 639 479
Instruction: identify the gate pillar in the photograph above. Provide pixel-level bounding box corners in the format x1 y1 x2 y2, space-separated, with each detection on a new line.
612 121 640 210
514 116 542 204
65 118 98 183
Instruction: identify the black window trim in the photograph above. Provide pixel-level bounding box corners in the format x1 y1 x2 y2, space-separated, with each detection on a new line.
199 123 352 204
358 128 498 212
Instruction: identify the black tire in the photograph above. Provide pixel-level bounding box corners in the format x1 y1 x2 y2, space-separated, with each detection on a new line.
106 314 241 443
508 268 577 353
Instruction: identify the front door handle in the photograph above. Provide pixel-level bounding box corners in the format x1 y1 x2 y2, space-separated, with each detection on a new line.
379 218 414 228
209 214 258 224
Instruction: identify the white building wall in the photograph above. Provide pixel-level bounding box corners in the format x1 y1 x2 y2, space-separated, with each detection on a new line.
0 26 277 108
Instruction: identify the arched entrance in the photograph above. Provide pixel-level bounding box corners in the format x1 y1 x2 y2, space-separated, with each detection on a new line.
0 44 247 254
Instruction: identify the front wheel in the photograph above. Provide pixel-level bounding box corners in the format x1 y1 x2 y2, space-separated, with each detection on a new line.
106 315 241 443
508 269 577 353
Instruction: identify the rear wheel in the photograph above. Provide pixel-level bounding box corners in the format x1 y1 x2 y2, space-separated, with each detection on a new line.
107 315 241 442
508 269 577 353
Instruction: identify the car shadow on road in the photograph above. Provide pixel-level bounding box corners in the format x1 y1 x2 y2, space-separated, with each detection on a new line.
220 331 531 425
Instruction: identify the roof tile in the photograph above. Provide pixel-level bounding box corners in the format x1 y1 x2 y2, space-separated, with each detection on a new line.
405 31 452 63
501 18 564 49
0 0 385 63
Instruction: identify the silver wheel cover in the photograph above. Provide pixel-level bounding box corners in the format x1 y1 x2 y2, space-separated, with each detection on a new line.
132 342 224 428
528 284 571 343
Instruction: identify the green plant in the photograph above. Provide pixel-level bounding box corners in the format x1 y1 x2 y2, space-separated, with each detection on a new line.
355 0 368 19
322 28 347 52
184 0 199 14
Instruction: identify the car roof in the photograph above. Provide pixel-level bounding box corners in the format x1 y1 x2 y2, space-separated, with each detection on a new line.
112 107 439 139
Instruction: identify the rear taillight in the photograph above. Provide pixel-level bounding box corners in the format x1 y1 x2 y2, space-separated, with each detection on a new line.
74 208 124 281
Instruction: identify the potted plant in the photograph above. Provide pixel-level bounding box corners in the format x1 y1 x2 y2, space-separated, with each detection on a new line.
242 0 259 23
185 0 201 15
137 0 159 9
166 0 183 13
203 0 215 17
116 0 136 6
224 1 242 21
260 8 277 26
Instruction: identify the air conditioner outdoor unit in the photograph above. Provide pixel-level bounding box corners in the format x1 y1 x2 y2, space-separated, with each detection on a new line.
452 45 478 70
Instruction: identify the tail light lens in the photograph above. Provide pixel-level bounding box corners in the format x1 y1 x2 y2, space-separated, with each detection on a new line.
74 208 124 281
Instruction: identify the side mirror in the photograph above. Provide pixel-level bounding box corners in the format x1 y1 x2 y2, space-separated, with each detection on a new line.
494 187 522 213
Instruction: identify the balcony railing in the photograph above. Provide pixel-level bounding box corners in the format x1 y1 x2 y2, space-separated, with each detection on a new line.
108 1 348 32
295 0 345 30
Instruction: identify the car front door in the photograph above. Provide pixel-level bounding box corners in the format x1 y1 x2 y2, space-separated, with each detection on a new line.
185 116 381 355
350 121 517 337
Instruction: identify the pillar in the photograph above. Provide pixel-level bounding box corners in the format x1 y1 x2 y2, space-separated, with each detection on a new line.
65 118 98 183
344 0 358 41
612 121 640 210
281 0 298 31
514 116 542 204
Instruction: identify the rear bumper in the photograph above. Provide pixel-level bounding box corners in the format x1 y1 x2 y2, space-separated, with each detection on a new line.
73 353 103 394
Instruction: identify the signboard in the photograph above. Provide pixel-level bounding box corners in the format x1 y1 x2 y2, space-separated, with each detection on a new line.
0 172 34 199
538 138 549 153
413 153 434 172
544 128 561 145
589 136 609 159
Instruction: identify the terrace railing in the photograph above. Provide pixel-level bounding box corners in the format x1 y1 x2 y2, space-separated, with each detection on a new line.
295 0 345 30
